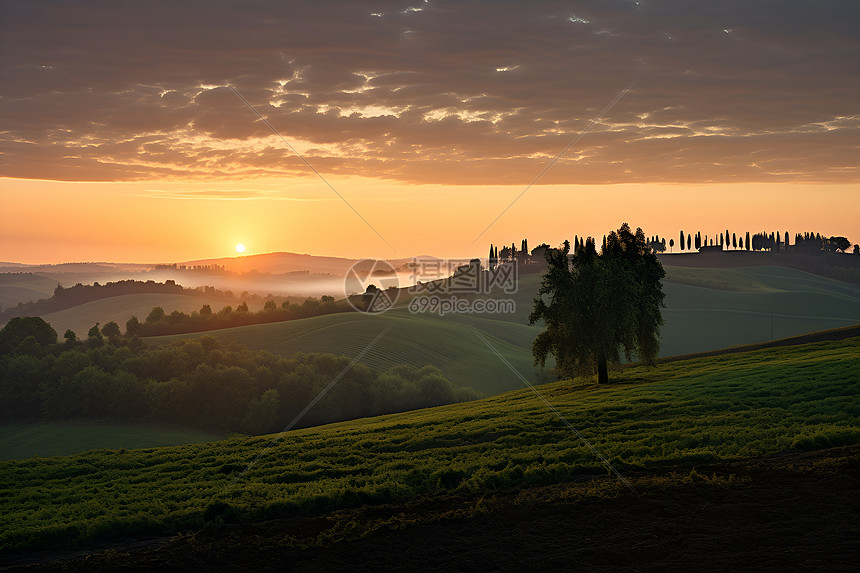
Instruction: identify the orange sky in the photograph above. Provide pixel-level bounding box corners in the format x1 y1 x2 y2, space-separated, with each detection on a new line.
2 177 857 264
1 1 858 264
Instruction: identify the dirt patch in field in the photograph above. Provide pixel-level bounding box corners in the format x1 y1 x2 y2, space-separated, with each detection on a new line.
5 445 858 572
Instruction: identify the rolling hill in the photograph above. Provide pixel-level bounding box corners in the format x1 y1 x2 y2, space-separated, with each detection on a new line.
1 336 858 560
155 265 860 395
39 294 261 337
0 273 58 311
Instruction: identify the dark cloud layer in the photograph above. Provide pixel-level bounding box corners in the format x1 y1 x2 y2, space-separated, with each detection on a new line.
1 0 858 185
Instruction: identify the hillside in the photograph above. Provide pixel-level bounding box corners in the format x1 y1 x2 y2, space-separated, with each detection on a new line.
1 337 858 566
156 265 860 395
157 310 543 396
39 293 261 337
12 446 856 571
661 266 860 357
658 249 860 285
0 274 58 311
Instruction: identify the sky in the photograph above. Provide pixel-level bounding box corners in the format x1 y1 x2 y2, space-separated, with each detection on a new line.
1 0 858 264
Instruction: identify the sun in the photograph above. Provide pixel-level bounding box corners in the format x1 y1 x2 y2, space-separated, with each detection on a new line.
235 243 245 253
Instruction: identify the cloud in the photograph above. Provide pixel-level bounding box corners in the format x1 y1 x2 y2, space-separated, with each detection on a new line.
1 0 858 185
137 188 334 201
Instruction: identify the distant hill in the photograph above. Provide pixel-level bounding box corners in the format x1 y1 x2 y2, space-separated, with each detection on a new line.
0 252 443 300
0 262 152 274
658 250 860 284
179 252 360 276
40 293 259 337
0 279 210 324
0 273 58 311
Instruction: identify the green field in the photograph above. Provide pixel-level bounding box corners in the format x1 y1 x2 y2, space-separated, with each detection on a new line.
0 422 220 461
157 310 544 396
662 266 860 357
155 266 860 395
2 337 858 552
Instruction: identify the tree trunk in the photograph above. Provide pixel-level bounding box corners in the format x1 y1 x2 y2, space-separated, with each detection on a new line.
597 355 609 384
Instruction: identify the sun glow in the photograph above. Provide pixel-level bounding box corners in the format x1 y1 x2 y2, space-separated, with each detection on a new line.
235 243 245 253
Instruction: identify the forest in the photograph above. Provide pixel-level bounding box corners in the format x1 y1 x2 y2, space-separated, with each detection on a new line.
0 317 479 435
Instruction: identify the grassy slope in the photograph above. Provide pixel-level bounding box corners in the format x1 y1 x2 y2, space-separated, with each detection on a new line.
39 294 256 338
0 274 57 311
0 422 220 461
662 266 860 357
154 266 860 395
1 337 858 552
155 301 546 396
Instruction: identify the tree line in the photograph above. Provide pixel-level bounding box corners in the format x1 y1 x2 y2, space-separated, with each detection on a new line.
125 296 350 337
488 239 553 268
0 317 480 435
645 230 852 254
0 279 183 320
0 279 252 321
493 230 854 265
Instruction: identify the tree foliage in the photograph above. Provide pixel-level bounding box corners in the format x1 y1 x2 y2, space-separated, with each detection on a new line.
0 317 58 354
529 223 666 384
0 323 480 434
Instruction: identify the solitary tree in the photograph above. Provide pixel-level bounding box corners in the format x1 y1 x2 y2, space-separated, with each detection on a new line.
530 223 666 384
